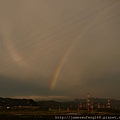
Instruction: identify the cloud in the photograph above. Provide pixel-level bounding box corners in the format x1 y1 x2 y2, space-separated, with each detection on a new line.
0 0 120 100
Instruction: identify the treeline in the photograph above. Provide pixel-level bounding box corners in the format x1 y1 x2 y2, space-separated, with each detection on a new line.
0 97 120 110
0 97 37 106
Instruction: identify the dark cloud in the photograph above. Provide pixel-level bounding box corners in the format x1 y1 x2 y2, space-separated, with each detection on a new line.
0 75 49 96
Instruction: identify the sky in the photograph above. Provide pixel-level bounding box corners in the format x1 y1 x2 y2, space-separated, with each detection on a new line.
0 0 120 100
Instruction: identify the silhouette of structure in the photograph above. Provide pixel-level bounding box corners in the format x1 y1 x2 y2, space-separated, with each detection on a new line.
87 93 90 112
98 103 100 109
107 99 111 108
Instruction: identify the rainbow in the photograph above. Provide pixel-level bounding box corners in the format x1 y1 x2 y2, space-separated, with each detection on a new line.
50 11 102 90
5 39 26 66
50 29 87 90
50 48 70 90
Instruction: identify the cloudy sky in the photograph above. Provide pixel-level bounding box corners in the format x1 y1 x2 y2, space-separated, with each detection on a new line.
0 0 120 100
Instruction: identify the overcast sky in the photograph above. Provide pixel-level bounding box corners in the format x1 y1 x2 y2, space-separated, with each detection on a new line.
0 0 120 100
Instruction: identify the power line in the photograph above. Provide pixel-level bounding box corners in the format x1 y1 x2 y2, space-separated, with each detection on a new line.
0 0 119 74
1 5 120 68
0 0 112 60
0 2 120 67
2 14 120 74
0 0 118 68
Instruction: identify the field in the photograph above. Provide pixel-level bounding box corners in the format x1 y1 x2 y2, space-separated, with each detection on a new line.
0 107 120 120
0 108 114 120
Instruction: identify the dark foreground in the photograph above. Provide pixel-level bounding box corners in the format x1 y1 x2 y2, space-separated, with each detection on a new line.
1 114 120 120
0 115 54 120
0 109 120 120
